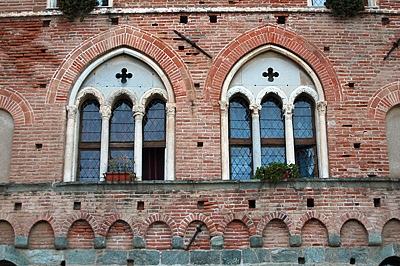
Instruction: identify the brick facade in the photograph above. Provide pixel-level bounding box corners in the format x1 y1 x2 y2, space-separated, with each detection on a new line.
0 0 400 265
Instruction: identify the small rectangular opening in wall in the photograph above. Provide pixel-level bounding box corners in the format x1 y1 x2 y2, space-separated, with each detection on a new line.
39 84 46 88
355 202 360 206
228 0 235 3
307 198 314 208
35 143 43 149
248 200 256 209
127 259 134 266
178 45 185 50
180 16 188 24
298 257 305 264
60 261 66 266
368 174 377 178
342 154 351 157
354 143 361 149
374 198 381 207
276 16 287 24
137 201 144 210
194 83 200 87
348 82 355 87
342 124 353 127
199 1 205 3
14 203 22 210
324 46 330 51
42 20 51 27
350 258 356 264
209 15 217 23
73 202 81 210
111 17 119 25
197 142 203 147
152 23 158 26
197 201 205 210
382 17 390 25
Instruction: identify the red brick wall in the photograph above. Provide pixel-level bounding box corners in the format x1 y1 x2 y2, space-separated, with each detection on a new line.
28 221 55 249
183 221 211 250
262 219 290 248
67 220 95 249
224 220 250 249
382 218 400 246
146 222 172 250
0 221 14 246
106 220 133 250
340 219 368 246
301 219 328 247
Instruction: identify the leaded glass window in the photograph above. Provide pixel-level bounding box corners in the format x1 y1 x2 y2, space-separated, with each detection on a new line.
229 96 252 180
293 97 317 178
312 0 326 6
260 96 285 165
78 100 101 181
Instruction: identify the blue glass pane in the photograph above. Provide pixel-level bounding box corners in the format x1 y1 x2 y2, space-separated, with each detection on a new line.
260 98 284 138
109 150 134 172
295 147 315 178
293 98 314 139
230 98 251 139
312 0 326 6
262 147 285 166
110 100 135 142
79 150 100 181
81 101 101 142
144 100 165 141
231 147 252 180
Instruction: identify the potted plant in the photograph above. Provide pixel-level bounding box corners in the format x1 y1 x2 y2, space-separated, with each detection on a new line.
252 162 301 182
58 0 98 21
325 0 365 18
105 155 136 182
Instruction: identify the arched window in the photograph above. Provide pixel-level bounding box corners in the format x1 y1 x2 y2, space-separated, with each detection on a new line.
293 96 317 178
260 96 285 165
143 99 166 180
0 109 14 182
386 104 400 178
78 100 101 181
109 99 135 172
229 96 252 180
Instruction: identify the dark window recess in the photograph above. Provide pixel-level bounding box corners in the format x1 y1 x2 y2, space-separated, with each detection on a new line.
374 198 381 207
348 82 355 87
73 202 81 210
307 198 314 207
142 147 165 180
209 15 217 23
137 201 144 210
277 16 287 24
324 46 330 51
382 17 390 25
42 20 51 27
197 201 205 209
298 257 305 264
35 143 43 149
354 143 361 148
111 17 119 25
180 16 188 24
350 258 356 264
197 142 203 147
14 203 22 210
249 200 256 209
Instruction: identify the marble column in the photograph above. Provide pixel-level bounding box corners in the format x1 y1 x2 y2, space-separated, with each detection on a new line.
133 105 145 181
63 105 78 182
219 101 230 180
317 101 329 178
166 103 176 180
99 104 112 181
283 103 295 165
250 103 262 173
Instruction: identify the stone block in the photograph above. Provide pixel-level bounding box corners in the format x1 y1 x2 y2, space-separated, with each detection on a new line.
133 236 146 249
221 250 241 265
305 247 324 263
171 236 184 249
190 250 220 265
368 233 382 246
96 250 126 265
128 250 160 265
328 234 340 247
289 234 302 247
54 236 68 250
161 250 189 265
14 236 28 249
249 235 263 248
0 245 30 266
350 247 370 264
94 236 107 249
66 249 96 265
271 248 302 263
211 235 224 250
24 249 64 265
243 249 270 264
325 247 350 263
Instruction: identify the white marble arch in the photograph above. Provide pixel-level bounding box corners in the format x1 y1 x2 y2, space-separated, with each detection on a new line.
220 45 329 180
226 86 256 106
75 87 106 107
106 87 138 107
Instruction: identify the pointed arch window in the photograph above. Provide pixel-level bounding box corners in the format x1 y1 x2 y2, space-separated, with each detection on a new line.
229 96 252 180
293 96 317 178
260 96 285 165
78 100 101 181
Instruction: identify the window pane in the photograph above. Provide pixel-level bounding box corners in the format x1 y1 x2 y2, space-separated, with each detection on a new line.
110 100 134 142
229 97 251 139
78 150 100 181
143 147 165 180
98 0 109 6
313 0 326 6
262 147 285 166
80 100 101 142
231 147 252 180
295 147 315 178
109 150 134 172
293 98 314 139
260 97 284 138
143 100 165 141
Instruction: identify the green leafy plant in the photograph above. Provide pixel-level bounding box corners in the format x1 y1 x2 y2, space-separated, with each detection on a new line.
325 0 365 18
252 162 301 182
58 0 98 21
108 155 135 179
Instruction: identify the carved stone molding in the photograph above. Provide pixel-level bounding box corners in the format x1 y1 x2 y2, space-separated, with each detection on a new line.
132 105 145 117
289 86 319 105
256 86 288 106
106 87 138 106
66 105 78 119
317 101 327 114
140 87 168 106
100 105 112 119
75 87 105 106
226 86 256 106
166 103 176 115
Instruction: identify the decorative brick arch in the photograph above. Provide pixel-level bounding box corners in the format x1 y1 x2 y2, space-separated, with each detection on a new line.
256 211 294 236
205 24 341 103
337 211 373 234
139 214 178 237
376 210 400 233
368 81 400 120
100 213 138 237
60 212 101 237
295 211 335 236
0 88 34 125
178 214 217 237
0 213 23 236
46 25 195 105
24 212 59 236
218 213 256 236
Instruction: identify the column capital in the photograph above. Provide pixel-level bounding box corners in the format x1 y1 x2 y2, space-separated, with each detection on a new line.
100 104 112 119
132 105 145 117
283 103 295 117
317 101 327 114
219 100 229 113
249 103 261 116
66 105 77 119
166 103 176 115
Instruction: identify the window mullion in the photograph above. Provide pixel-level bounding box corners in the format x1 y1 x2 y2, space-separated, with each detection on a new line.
283 103 296 164
99 104 112 181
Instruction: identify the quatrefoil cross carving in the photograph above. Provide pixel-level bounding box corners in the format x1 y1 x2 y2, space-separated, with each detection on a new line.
262 67 279 82
116 68 133 83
